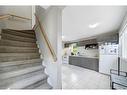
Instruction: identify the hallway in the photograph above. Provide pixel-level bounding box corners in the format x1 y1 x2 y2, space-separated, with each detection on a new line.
62 64 110 89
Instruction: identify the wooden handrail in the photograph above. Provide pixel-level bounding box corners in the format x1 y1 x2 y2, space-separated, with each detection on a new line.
34 14 57 62
0 14 10 19
8 14 31 20
0 14 31 20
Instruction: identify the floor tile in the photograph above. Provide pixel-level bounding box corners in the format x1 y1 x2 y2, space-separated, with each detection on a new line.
62 64 111 89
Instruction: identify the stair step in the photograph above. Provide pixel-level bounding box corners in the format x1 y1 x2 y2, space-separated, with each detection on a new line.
0 46 39 53
2 29 36 39
0 29 49 89
8 73 48 89
0 39 37 47
24 79 47 89
36 83 52 89
6 29 35 35
0 59 42 67
0 53 40 57
0 62 43 73
0 65 43 80
0 53 40 62
0 70 44 89
1 33 36 43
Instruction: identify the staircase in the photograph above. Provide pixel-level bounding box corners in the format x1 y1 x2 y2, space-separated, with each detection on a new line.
0 29 52 89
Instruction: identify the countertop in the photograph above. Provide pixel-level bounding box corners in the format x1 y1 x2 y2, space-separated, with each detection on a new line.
70 55 99 59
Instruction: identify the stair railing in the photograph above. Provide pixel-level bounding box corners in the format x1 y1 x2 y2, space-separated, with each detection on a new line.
34 14 57 62
0 14 31 41
0 14 31 20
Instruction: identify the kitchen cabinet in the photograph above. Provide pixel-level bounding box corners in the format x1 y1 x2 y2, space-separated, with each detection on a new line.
69 56 99 72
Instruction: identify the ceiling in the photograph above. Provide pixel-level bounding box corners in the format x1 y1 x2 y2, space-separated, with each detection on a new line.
62 6 127 42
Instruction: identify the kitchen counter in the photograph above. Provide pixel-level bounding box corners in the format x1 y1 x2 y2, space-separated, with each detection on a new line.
69 56 99 71
71 55 99 59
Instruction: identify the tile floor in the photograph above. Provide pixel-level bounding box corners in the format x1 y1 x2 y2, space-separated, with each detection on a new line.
62 64 111 89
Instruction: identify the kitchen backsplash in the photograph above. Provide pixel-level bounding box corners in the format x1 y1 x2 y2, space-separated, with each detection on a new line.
78 46 99 57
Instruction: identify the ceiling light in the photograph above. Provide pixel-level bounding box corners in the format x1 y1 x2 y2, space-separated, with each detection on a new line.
62 36 65 39
89 23 100 28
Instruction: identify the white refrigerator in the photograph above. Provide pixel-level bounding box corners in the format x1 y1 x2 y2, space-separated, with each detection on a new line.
99 44 118 75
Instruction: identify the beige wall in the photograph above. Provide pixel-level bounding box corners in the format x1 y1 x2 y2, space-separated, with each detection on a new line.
1 6 32 30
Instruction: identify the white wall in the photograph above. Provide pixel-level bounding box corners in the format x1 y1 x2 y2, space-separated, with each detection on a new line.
119 13 127 72
0 6 32 30
31 6 36 28
35 6 62 89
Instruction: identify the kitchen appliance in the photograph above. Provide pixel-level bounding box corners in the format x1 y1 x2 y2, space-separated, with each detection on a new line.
62 55 69 64
99 44 118 75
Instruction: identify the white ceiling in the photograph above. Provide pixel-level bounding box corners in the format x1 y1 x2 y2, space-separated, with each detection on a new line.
62 6 127 42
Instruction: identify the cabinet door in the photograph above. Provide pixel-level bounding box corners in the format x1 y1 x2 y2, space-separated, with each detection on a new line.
69 56 80 66
89 58 99 71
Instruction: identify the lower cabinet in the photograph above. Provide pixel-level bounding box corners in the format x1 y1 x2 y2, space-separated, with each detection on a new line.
69 56 99 72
